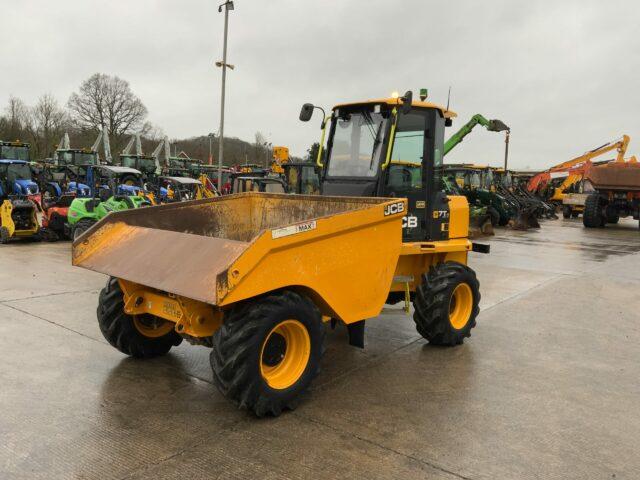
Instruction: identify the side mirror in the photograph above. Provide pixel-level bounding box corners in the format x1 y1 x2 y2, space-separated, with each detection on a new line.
400 90 413 114
299 103 315 122
445 118 453 127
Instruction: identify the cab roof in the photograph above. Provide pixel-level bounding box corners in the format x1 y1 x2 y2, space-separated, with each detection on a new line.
333 98 457 119
160 176 202 185
0 159 28 165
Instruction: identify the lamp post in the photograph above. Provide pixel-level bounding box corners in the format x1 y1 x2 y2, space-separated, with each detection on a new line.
208 132 214 165
216 0 234 189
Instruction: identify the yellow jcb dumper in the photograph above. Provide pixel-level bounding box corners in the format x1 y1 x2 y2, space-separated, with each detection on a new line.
73 91 487 416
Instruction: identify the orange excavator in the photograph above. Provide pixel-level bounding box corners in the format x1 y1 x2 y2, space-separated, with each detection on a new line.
528 135 631 206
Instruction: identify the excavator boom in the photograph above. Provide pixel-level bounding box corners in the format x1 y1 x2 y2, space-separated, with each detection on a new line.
444 114 510 156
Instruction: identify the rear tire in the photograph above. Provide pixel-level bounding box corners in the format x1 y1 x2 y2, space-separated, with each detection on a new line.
605 206 619 224
97 277 182 358
413 262 480 346
0 226 10 244
73 219 96 240
210 290 324 417
583 193 604 228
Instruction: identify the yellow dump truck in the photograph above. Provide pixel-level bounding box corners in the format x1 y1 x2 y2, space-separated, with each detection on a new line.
73 91 485 416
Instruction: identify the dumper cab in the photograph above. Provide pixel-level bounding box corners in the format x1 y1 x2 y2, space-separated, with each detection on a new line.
300 93 468 242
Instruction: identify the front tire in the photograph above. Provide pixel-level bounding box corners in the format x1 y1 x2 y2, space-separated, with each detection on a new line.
413 262 480 346
562 205 572 219
583 193 604 228
97 278 182 358
210 290 324 416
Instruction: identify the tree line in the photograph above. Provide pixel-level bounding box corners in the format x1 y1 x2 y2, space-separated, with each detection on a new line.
0 73 305 166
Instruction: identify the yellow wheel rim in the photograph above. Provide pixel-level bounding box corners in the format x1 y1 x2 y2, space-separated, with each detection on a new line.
260 319 311 390
125 180 135 186
133 316 175 338
449 283 473 330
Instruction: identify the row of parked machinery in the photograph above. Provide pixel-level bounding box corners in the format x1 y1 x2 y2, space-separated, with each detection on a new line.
0 128 333 243
2 104 564 245
527 135 640 229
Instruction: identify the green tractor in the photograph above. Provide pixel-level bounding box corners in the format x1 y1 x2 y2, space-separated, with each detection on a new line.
445 165 515 226
67 165 152 239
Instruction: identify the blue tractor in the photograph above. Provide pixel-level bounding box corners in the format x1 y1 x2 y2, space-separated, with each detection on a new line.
0 141 41 243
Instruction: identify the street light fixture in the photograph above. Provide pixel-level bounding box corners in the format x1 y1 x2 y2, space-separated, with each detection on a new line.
208 132 215 165
216 0 234 189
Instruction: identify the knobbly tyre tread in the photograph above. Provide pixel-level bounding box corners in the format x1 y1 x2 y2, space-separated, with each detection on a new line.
412 262 480 346
583 193 604 228
0 226 10 244
73 219 97 240
210 290 324 417
97 277 182 358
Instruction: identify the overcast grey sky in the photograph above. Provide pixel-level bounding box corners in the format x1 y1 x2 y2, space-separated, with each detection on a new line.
2 0 639 168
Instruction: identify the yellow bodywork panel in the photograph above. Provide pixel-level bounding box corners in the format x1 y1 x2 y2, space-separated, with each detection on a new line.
334 98 457 119
0 199 39 238
0 200 15 237
118 279 221 338
447 195 469 239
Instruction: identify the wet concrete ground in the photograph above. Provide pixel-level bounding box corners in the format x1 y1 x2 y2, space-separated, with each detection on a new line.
1 216 639 479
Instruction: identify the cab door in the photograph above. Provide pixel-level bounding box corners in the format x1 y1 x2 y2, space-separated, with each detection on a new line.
380 108 447 242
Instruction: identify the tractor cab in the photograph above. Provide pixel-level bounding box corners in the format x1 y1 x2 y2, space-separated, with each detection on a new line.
0 160 39 197
86 165 145 199
231 175 286 194
282 162 321 195
300 91 471 242
0 140 31 162
120 154 159 179
153 176 203 203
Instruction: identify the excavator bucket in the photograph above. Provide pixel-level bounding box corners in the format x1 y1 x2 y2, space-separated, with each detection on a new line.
512 207 540 230
468 211 494 238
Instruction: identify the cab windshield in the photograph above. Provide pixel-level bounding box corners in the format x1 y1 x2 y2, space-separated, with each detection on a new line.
327 109 388 177
483 170 494 189
502 172 513 188
7 163 33 182
1 146 30 161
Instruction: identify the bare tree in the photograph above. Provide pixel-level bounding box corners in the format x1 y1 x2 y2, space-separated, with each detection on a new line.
254 131 266 164
1 96 30 141
67 73 148 151
28 94 68 158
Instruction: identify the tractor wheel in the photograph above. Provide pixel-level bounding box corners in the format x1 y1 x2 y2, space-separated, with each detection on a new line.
583 193 604 228
562 205 572 219
97 277 182 358
120 174 138 186
0 226 10 244
413 262 480 346
487 206 500 227
72 219 96 240
605 206 619 224
210 290 324 417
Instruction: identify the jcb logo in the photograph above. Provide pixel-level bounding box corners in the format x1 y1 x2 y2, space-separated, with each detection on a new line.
402 216 419 229
433 210 449 219
384 202 405 216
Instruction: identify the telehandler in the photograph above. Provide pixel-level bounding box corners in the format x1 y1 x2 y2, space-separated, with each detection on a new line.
73 91 486 416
